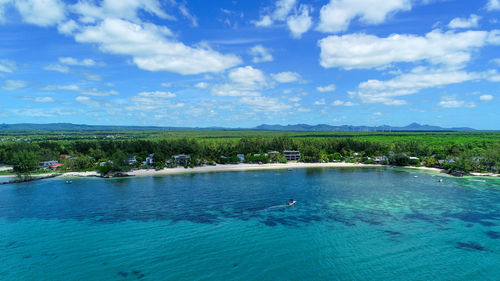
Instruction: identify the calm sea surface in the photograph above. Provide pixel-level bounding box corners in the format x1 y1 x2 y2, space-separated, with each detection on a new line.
1 167 499 280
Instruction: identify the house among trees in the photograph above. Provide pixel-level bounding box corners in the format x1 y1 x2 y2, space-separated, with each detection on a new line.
143 154 154 166
237 154 245 162
173 154 190 165
39 160 59 169
283 150 300 161
374 156 388 163
127 156 137 166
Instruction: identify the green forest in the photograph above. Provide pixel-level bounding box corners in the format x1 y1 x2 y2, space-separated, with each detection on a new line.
0 131 499 176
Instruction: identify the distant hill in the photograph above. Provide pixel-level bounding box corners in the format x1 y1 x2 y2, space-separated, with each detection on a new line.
253 122 476 132
0 122 476 132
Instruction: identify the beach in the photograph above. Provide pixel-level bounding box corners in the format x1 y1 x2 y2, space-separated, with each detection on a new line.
59 162 449 178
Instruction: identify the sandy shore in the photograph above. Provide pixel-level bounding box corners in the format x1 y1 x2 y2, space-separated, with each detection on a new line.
2 162 497 179
59 162 452 178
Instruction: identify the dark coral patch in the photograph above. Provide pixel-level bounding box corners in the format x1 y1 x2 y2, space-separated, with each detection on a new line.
455 241 487 252
485 231 500 239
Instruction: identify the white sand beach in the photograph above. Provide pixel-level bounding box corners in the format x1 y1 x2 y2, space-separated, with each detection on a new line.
58 163 451 178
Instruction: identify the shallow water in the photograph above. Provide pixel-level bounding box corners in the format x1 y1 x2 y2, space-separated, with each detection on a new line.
1 167 499 280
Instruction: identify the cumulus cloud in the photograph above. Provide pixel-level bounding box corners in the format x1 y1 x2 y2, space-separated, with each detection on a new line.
126 90 183 112
350 67 500 105
0 59 17 73
43 84 118 96
59 57 100 66
76 96 104 107
70 0 172 23
15 0 66 26
23 96 54 103
195 82 208 89
253 0 312 38
287 4 313 39
314 98 326 105
319 29 500 70
271 71 301 83
228 66 266 88
486 0 500 11
448 14 481 29
332 100 358 106
137 91 175 98
317 84 336 92
2 80 27 90
317 0 411 33
74 18 241 75
43 64 70 73
250 45 273 63
239 96 292 112
480 94 494 101
438 95 475 108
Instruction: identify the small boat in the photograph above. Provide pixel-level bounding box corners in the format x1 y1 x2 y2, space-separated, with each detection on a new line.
438 179 443 182
65 180 72 184
286 200 297 206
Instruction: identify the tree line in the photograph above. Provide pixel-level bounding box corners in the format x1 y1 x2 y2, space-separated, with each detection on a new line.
0 136 498 176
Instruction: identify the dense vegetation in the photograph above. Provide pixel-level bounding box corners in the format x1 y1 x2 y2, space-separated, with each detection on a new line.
0 131 498 176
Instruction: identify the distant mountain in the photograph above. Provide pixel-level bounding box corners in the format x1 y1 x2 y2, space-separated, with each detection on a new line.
253 123 476 132
0 123 229 131
0 122 476 132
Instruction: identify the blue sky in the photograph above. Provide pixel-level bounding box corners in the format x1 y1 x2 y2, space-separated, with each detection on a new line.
0 0 499 129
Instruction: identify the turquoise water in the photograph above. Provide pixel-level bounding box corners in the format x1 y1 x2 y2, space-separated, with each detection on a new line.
1 167 499 280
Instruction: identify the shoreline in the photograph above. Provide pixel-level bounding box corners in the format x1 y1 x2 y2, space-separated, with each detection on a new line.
1 163 498 179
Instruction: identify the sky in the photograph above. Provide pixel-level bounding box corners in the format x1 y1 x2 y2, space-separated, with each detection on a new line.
0 0 499 129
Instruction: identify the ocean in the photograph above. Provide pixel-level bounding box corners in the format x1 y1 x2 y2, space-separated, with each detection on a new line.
1 167 499 280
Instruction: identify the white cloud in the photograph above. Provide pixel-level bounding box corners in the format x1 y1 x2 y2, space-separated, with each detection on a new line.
448 14 481 29
2 80 27 90
287 4 313 39
319 29 497 70
438 95 475 108
10 107 83 117
0 59 16 73
195 82 208 89
239 96 292 112
289 96 301 102
59 57 100 66
70 0 172 23
15 0 66 27
250 45 273 63
211 84 261 97
317 84 336 92
126 90 183 112
137 91 175 98
23 96 54 103
43 84 118 96
253 0 312 38
352 67 483 105
317 0 411 33
76 96 103 107
486 0 500 11
314 98 326 105
178 3 198 27
228 66 266 88
271 71 301 83
332 100 358 106
480 94 494 101
57 19 78 35
253 15 273 27
272 0 297 21
43 64 70 73
74 18 241 75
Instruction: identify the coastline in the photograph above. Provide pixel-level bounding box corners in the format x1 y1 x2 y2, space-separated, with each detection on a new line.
1 163 498 180
60 162 450 178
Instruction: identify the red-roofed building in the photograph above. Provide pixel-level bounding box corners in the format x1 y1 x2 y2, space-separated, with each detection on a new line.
50 163 63 170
